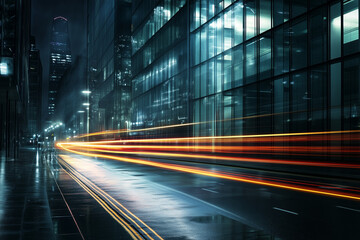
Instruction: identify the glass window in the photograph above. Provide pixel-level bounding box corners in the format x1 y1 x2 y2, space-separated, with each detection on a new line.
201 0 208 25
224 52 232 90
331 63 342 130
344 57 360 130
343 0 359 54
291 71 308 132
208 60 215 95
216 16 224 55
194 100 200 136
215 0 223 14
233 46 243 87
259 0 271 33
209 0 215 19
233 89 243 135
244 83 258 134
209 21 216 58
224 9 234 50
201 63 208 97
194 66 200 99
216 55 223 93
309 7 328 65
245 40 257 83
273 0 289 27
259 80 273 133
245 0 256 40
310 66 328 131
330 2 341 59
234 2 243 45
206 96 216 136
223 95 233 135
274 25 290 76
291 19 307 71
274 77 290 133
259 34 272 80
201 27 208 62
215 94 223 135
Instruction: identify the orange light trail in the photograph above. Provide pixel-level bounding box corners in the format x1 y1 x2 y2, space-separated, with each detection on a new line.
61 143 360 156
57 143 360 201
70 130 360 145
60 145 360 169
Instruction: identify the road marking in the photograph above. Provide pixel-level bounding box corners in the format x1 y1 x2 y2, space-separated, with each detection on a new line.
58 155 163 240
273 207 298 215
202 188 219 194
337 206 360 213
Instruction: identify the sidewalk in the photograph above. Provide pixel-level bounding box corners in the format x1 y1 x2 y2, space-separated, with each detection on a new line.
0 147 82 240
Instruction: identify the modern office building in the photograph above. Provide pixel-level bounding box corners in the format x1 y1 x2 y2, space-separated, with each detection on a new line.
131 0 188 134
0 0 31 157
190 0 360 136
87 0 132 132
28 36 43 135
48 16 72 119
131 0 360 137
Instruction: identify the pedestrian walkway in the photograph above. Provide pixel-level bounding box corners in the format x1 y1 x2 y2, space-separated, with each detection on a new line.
0 147 82 240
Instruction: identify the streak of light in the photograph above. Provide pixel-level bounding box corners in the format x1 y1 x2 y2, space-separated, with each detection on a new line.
68 129 360 145
62 167 141 240
74 107 345 139
58 155 163 240
61 143 360 156
61 145 360 169
56 143 360 201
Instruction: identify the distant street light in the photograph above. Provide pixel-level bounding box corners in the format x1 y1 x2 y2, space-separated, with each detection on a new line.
82 90 91 94
83 103 90 106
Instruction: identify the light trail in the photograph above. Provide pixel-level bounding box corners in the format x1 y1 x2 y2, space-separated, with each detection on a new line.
57 143 360 201
60 145 360 169
58 155 163 240
74 107 346 140
61 143 360 159
68 130 360 145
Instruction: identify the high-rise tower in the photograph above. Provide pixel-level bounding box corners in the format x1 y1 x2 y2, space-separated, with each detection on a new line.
48 16 71 119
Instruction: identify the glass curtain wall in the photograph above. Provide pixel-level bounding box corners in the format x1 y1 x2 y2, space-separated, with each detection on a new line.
190 0 360 136
131 0 189 134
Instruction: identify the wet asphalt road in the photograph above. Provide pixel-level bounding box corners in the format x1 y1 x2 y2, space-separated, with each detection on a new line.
54 151 360 240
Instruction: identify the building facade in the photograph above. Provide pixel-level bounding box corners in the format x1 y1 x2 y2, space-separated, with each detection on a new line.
190 0 360 136
131 0 360 137
0 0 31 157
48 16 72 119
131 0 188 134
28 36 43 136
87 0 132 132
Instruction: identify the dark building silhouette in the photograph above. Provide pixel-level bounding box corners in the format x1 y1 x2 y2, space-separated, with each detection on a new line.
48 16 72 119
0 0 31 157
55 56 87 137
28 36 43 135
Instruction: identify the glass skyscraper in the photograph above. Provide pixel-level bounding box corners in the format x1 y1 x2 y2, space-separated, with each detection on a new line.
87 0 132 132
131 0 188 133
190 0 360 136
48 16 72 118
131 0 360 137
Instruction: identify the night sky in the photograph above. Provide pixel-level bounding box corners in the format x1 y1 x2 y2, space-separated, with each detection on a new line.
31 0 86 123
